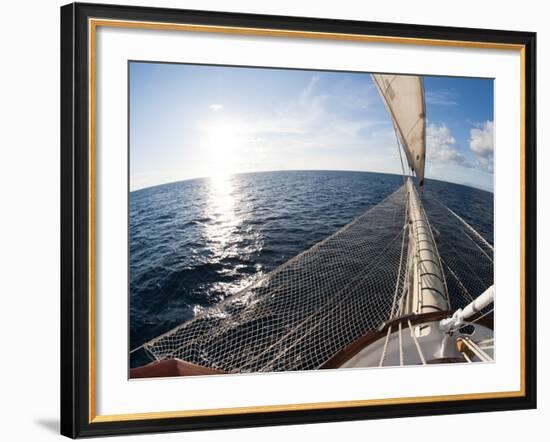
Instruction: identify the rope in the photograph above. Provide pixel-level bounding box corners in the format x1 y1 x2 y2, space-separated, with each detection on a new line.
461 337 493 362
379 325 392 367
398 321 403 366
390 199 409 319
464 308 494 327
407 319 426 364
445 206 494 252
441 259 475 303
129 344 144 354
392 120 408 182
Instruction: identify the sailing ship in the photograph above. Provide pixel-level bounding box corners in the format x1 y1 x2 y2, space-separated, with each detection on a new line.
130 74 494 378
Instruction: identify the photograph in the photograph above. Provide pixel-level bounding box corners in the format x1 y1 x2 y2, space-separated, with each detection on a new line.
128 62 495 377
56 1 537 438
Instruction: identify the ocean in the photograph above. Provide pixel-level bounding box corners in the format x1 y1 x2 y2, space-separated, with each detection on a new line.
130 170 493 367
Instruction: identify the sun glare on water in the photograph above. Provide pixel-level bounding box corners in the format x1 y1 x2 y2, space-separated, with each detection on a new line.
200 118 244 259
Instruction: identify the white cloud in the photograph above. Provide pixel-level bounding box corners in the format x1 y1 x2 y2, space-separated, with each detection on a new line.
469 121 494 172
427 121 495 175
196 76 399 176
425 90 458 106
426 123 468 167
209 103 223 112
301 76 319 101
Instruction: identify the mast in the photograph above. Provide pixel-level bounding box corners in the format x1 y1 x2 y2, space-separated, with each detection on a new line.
372 73 449 325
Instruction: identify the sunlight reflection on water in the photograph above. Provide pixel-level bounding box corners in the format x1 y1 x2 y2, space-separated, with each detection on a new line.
203 173 240 260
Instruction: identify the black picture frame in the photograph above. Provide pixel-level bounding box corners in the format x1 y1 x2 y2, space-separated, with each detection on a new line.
61 2 537 438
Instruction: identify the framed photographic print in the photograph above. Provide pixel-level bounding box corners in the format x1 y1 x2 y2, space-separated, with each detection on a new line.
60 2 537 438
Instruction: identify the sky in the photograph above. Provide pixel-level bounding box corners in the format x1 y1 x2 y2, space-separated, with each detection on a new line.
129 62 494 192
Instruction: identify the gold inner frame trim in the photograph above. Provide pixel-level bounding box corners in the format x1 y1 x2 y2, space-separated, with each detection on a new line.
88 17 527 424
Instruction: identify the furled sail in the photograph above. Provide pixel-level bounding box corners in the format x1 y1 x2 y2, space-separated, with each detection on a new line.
372 74 426 186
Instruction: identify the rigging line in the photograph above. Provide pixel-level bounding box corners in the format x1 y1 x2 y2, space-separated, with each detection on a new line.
373 74 398 103
464 308 494 327
462 229 494 264
476 338 494 345
379 325 393 367
398 321 403 366
390 230 407 319
390 201 409 319
446 307 495 334
129 344 145 354
392 120 408 182
445 205 494 251
441 258 475 303
430 196 494 252
395 285 406 318
403 114 424 143
407 318 426 364
396 243 410 319
143 345 158 362
438 232 491 296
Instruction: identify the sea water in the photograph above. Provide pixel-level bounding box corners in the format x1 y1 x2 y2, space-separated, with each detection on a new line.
129 170 493 367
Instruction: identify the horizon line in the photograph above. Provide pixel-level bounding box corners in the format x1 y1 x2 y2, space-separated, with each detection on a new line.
130 168 494 194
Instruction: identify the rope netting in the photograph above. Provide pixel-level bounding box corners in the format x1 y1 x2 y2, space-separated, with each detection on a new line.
143 185 410 372
142 185 493 373
422 192 494 311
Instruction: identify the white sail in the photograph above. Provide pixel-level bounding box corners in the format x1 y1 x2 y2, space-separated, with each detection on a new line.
372 74 426 186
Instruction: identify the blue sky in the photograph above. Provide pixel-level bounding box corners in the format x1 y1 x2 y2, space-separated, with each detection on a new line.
130 62 494 191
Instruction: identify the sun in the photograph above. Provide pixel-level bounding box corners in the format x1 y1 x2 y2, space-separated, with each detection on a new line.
201 119 242 179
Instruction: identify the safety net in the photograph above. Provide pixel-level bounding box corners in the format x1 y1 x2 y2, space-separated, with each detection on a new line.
141 184 493 372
